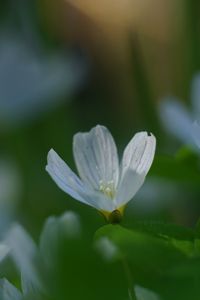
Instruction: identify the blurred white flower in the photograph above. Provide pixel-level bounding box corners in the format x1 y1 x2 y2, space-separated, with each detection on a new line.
191 121 200 149
0 279 23 300
4 224 43 297
159 74 200 147
1 211 80 299
46 125 156 220
134 285 161 300
0 30 87 128
39 211 81 268
95 237 118 261
0 245 9 262
131 178 179 213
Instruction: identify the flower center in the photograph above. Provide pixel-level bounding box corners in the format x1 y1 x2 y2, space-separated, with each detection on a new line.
99 180 116 199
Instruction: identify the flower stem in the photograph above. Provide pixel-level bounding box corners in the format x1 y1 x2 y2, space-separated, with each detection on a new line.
122 257 137 300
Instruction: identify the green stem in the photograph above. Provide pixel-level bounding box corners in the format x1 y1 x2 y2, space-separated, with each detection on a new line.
184 0 200 72
130 35 161 137
122 257 137 300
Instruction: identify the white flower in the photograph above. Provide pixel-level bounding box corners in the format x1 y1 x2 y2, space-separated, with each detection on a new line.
0 29 86 128
95 237 118 261
134 285 161 300
159 97 194 145
0 279 23 300
2 211 80 299
191 121 200 149
159 74 200 147
46 125 156 220
0 244 9 262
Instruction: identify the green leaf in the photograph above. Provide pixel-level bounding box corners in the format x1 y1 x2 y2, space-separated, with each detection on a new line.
167 257 200 277
95 225 187 277
40 221 128 300
151 152 200 184
170 239 194 256
95 225 200 300
128 220 195 241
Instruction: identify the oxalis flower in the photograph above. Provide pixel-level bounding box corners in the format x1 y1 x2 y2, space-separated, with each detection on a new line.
46 125 156 223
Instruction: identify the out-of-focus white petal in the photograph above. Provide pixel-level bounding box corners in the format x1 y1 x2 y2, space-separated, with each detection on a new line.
39 211 81 268
0 30 87 128
116 169 145 207
0 244 9 262
46 149 91 205
132 178 178 213
191 74 200 119
59 211 81 237
95 237 119 262
73 125 119 189
4 224 43 296
191 121 200 148
159 98 193 144
21 271 42 298
0 279 23 300
4 224 37 273
95 237 118 262
120 132 156 178
135 285 161 300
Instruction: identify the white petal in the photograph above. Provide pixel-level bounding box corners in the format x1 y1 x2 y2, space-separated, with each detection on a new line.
95 237 119 261
59 211 81 237
135 285 161 300
120 132 156 178
46 149 114 211
82 190 115 212
0 244 9 262
73 125 119 189
4 224 38 274
4 224 43 295
191 74 200 119
39 211 81 268
159 98 193 144
116 169 145 207
46 149 113 210
116 132 156 207
191 121 200 148
46 149 91 205
0 279 23 300
21 271 43 298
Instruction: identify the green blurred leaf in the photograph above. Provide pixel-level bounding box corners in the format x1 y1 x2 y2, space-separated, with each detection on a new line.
95 225 200 300
167 257 200 277
151 151 200 184
175 147 199 163
192 218 200 255
41 222 128 300
128 220 195 241
95 225 187 277
170 239 194 255
195 217 200 238
136 221 195 254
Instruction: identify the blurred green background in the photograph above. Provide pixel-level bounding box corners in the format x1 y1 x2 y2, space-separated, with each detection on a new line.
1 1 200 299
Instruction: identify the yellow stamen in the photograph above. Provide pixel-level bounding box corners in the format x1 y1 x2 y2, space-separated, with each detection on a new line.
100 205 125 224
